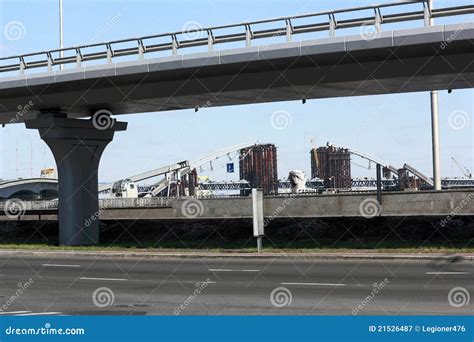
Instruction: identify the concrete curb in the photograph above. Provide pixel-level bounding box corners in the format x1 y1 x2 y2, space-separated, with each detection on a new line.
0 249 472 261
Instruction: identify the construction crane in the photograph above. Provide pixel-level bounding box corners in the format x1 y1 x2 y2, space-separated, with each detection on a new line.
146 141 258 197
451 157 472 178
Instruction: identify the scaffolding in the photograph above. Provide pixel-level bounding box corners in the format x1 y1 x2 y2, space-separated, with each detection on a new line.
239 144 278 195
310 146 351 189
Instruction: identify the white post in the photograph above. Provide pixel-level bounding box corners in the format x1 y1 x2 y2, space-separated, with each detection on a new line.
59 0 64 70
427 0 441 190
252 188 264 253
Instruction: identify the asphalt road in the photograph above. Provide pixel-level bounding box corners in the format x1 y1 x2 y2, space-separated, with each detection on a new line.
0 255 472 316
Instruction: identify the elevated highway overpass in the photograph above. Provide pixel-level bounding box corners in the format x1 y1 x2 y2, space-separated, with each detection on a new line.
1 23 473 122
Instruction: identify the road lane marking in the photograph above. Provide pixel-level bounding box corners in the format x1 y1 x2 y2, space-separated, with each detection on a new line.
79 277 127 281
42 264 81 268
281 282 346 287
426 272 470 275
15 312 62 316
0 311 31 315
209 269 233 272
209 269 260 272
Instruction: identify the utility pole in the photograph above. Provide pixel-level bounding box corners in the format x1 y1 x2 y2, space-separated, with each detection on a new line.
427 0 441 190
59 0 64 70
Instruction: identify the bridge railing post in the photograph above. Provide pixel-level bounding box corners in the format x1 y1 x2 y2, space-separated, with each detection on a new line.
47 53 53 72
423 1 431 27
374 8 382 32
245 25 252 47
75 48 82 68
106 44 113 63
329 13 336 37
285 19 293 43
172 35 178 55
138 39 145 60
207 30 214 52
19 57 25 75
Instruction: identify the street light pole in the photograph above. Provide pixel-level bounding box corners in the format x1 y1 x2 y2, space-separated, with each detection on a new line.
427 0 441 190
59 0 64 70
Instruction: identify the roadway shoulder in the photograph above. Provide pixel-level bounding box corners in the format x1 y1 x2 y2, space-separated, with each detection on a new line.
0 249 471 261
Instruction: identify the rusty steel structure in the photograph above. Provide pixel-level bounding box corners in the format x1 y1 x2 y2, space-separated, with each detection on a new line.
239 144 278 195
398 168 419 190
310 146 351 189
179 168 198 196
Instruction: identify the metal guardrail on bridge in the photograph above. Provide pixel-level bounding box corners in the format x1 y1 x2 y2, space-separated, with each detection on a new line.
0 197 173 212
1 1 473 74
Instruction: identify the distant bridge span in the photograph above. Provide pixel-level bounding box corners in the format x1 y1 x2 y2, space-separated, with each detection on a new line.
0 178 57 199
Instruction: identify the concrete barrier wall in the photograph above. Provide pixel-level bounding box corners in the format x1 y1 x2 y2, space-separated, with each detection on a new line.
0 190 472 221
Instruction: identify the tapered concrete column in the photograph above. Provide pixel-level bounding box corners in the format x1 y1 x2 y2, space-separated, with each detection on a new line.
25 113 127 245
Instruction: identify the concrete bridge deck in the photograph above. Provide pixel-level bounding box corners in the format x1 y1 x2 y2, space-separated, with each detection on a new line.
1 190 472 221
1 23 473 124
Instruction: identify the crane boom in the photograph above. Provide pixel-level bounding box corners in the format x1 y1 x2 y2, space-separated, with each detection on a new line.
451 157 472 178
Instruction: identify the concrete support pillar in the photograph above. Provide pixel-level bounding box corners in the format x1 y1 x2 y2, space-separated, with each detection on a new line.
25 113 127 245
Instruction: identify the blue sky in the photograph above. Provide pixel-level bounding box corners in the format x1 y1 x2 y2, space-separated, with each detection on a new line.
0 0 472 183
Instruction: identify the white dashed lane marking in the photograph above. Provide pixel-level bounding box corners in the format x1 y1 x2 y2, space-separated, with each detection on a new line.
426 272 470 275
0 311 31 315
42 264 81 268
79 277 127 281
15 312 62 316
209 269 260 272
281 282 346 287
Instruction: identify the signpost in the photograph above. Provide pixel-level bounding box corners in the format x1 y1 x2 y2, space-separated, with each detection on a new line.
252 188 264 253
226 163 234 173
